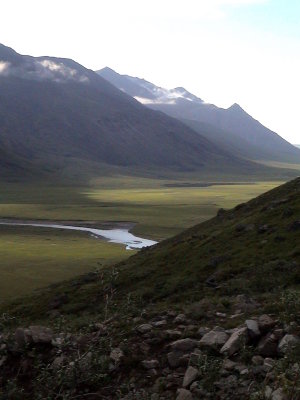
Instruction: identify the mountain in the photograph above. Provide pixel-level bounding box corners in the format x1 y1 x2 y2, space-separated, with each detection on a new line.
0 44 285 182
2 177 300 398
98 67 300 164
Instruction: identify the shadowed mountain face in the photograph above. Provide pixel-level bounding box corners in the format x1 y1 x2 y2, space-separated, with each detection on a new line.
0 44 281 181
98 67 300 164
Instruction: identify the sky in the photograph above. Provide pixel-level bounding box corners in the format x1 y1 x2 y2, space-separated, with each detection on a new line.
0 0 299 143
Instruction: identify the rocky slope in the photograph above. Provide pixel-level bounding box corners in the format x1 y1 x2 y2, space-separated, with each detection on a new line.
0 178 299 398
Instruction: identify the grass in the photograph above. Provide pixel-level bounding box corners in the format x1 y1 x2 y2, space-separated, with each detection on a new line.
0 226 130 302
0 177 283 301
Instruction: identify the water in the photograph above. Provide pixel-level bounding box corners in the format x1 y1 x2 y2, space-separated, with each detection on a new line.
0 222 157 250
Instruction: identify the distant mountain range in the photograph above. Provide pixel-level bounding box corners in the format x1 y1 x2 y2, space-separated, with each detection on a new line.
0 44 297 182
98 67 300 164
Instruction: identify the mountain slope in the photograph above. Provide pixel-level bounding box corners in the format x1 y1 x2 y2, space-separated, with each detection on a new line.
0 44 281 182
1 178 300 398
98 67 300 164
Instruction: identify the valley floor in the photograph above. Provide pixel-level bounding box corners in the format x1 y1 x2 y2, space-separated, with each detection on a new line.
0 177 282 301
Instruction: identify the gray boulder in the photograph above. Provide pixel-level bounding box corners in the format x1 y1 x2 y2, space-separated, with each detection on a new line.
199 327 229 350
141 359 159 370
258 315 276 333
183 366 198 388
169 338 199 352
176 388 193 400
246 319 261 339
278 334 300 355
220 327 248 356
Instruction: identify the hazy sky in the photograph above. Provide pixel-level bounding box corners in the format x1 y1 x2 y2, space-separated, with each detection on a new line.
1 0 299 143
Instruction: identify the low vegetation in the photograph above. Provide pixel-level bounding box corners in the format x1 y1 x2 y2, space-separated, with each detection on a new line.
0 179 281 301
0 178 299 399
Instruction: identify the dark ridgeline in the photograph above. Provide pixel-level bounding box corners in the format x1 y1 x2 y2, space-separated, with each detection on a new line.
98 67 300 164
0 44 294 182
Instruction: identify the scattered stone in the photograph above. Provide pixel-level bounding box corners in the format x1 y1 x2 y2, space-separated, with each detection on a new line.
14 328 32 347
164 330 182 340
264 358 275 371
174 314 187 324
258 333 278 357
258 315 276 333
110 348 124 364
265 386 273 399
29 326 54 344
167 351 183 368
272 388 287 400
169 338 199 352
189 350 202 367
197 327 210 337
199 327 229 350
152 320 167 328
220 327 248 356
223 359 237 371
278 334 300 355
246 319 261 339
137 324 152 334
142 359 159 370
176 388 193 400
183 366 198 388
216 312 227 318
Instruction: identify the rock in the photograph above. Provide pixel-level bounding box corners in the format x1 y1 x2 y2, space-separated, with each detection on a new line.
220 327 248 356
189 350 202 367
28 326 53 344
216 312 227 318
174 314 187 324
137 324 152 334
176 388 193 400
167 351 183 368
272 388 287 400
258 315 276 333
142 359 159 370
197 327 210 337
52 356 65 370
169 338 199 352
252 355 264 366
265 386 273 399
264 358 275 371
199 327 229 350
278 334 300 355
14 328 32 347
183 366 198 388
152 320 167 328
258 333 278 357
223 359 237 371
164 330 182 340
110 348 124 364
246 319 261 339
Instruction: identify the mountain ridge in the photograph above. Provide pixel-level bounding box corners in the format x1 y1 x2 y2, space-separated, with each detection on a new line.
97 67 300 164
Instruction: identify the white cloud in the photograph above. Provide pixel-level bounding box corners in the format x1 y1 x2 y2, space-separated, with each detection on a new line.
0 61 10 75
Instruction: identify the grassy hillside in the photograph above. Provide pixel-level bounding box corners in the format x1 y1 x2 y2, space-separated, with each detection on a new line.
0 179 281 301
0 178 299 399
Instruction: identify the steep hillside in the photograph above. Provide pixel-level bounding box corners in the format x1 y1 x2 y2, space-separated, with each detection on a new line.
0 44 281 182
1 178 299 399
98 67 300 164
